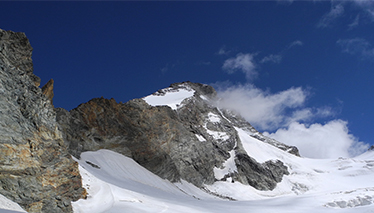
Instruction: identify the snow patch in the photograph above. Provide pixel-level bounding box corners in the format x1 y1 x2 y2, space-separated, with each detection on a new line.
195 134 206 142
143 88 194 110
200 95 208 101
205 128 230 141
208 112 221 123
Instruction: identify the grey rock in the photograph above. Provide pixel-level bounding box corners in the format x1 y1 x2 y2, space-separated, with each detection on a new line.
0 29 85 213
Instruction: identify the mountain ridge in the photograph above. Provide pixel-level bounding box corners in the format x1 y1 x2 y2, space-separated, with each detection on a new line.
56 81 295 190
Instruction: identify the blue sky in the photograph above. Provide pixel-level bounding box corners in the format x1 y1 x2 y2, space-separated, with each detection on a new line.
2 1 374 158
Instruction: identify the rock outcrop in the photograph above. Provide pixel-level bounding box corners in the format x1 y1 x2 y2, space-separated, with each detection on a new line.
0 29 85 212
42 79 54 106
57 82 293 190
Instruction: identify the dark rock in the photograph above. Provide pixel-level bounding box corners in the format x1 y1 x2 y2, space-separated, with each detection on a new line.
233 153 288 190
0 29 85 212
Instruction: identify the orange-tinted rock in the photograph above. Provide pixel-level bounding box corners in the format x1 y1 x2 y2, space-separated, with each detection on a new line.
42 79 54 106
0 29 85 213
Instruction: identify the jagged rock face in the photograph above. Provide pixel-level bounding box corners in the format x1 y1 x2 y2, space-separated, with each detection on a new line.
0 29 85 212
42 79 54 106
57 82 293 190
57 97 220 185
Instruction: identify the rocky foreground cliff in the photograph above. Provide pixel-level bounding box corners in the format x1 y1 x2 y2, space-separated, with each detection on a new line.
0 29 85 212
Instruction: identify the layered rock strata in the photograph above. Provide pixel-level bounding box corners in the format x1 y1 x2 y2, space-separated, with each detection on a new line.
0 29 85 212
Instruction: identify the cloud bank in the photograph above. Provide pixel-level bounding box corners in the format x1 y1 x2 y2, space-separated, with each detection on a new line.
264 120 369 159
215 83 368 159
216 83 332 131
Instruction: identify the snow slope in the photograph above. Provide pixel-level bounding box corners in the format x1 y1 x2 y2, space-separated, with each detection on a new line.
0 194 25 213
2 127 374 213
70 138 374 213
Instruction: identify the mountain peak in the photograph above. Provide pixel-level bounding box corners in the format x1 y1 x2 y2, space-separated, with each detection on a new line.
56 80 295 190
143 81 217 110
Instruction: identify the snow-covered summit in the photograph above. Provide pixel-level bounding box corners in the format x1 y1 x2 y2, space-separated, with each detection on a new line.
142 82 217 110
143 83 195 110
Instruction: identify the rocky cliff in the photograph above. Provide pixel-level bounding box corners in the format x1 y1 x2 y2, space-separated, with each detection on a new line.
0 29 85 212
57 82 298 191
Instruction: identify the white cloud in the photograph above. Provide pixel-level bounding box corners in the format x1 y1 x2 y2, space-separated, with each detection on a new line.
348 14 360 30
337 38 374 60
215 83 331 130
352 0 374 20
288 40 303 49
260 54 282 64
317 3 345 28
222 53 258 81
215 83 369 159
264 120 369 159
217 46 231 55
260 40 303 64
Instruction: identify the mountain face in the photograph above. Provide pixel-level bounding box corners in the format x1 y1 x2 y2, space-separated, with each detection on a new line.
0 29 85 212
56 82 298 191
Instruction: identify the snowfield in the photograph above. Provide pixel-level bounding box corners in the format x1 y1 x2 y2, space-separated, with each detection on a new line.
71 140 374 213
1 126 374 213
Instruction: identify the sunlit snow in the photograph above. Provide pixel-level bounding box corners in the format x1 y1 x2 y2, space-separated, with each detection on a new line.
208 112 221 123
195 134 206 142
70 127 374 213
0 194 25 213
143 88 194 110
